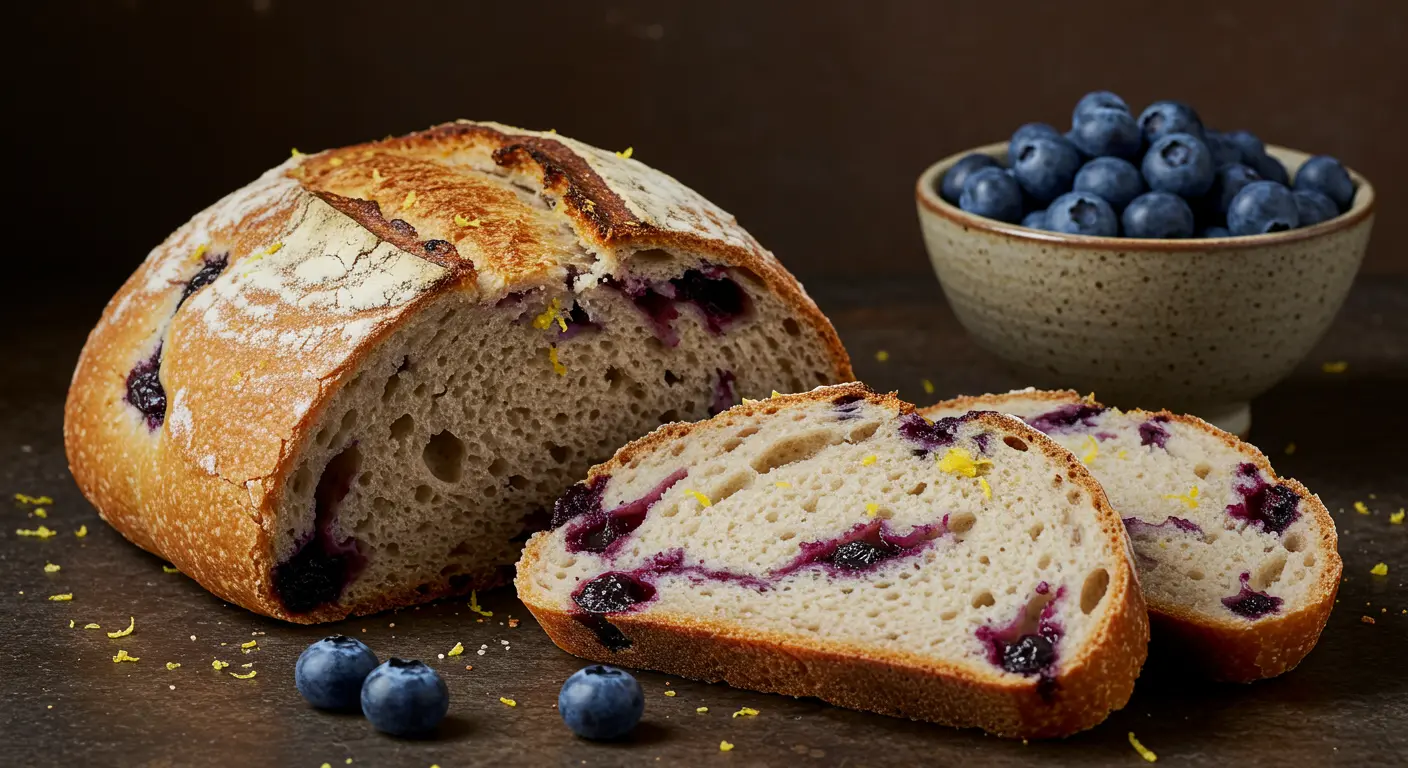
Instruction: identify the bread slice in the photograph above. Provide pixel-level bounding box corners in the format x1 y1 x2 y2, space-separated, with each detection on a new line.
923 389 1340 682
63 121 852 623
516 383 1148 738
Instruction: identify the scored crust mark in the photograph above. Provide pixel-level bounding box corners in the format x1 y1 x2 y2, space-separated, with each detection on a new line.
309 191 472 273
919 388 1341 682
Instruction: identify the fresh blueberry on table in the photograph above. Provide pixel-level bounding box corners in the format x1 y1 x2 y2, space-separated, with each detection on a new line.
1072 90 1130 125
939 153 1001 205
1141 133 1214 197
959 166 1025 223
1069 107 1143 159
360 659 450 737
1045 191 1119 236
1021 209 1048 230
1137 100 1204 143
559 665 646 740
1073 157 1145 212
1008 122 1062 164
1293 155 1355 211
1207 163 1264 219
1121 191 1196 238
295 636 380 711
1292 189 1339 227
1203 130 1244 167
1012 137 1083 205
1227 181 1300 236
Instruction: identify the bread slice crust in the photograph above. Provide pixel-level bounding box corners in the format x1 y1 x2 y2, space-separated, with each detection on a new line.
922 389 1340 682
517 383 1149 738
63 121 853 623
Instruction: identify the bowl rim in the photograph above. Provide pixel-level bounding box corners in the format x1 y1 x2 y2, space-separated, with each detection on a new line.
916 141 1376 251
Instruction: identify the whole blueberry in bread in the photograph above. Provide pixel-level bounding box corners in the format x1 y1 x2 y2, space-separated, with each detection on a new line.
63 121 852 623
924 389 1340 682
516 384 1149 738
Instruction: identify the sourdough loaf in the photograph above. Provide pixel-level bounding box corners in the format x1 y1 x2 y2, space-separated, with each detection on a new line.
923 389 1339 682
64 121 852 623
516 384 1148 738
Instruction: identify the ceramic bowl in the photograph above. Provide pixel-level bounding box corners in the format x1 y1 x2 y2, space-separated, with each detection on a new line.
915 142 1375 435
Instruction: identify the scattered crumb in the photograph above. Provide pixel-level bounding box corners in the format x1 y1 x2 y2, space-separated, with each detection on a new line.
499 697 517 707
112 650 139 663
44 562 61 573
1361 616 1376 625
1128 732 1157 762
696 707 708 714
874 350 889 362
75 525 88 538
1370 563 1389 576
465 666 473 671
664 690 677 697
1284 443 1296 455
732 707 760 718
16 525 57 539
616 147 634 159
507 619 520 629
1354 501 1371 515
719 741 734 752
49 594 73 602
447 642 464 657
166 662 181 670
469 591 493 617
1320 361 1348 374
190 635 197 641
922 379 934 395
476 649 486 656
229 670 257 679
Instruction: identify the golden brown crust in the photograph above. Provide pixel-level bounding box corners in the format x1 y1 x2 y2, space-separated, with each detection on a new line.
63 121 853 624
517 383 1149 738
920 390 1342 682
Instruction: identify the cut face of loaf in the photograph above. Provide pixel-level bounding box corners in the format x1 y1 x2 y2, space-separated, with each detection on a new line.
516 384 1149 738
63 122 852 623
923 390 1341 682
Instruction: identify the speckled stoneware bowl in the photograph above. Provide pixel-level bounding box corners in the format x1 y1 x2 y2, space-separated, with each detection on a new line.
916 142 1375 435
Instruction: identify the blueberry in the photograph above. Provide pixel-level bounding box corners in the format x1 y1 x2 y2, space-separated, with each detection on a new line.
1227 181 1299 236
1203 131 1244 167
1199 225 1231 238
125 350 167 429
1011 137 1082 205
938 153 1001 205
1008 123 1062 164
1073 157 1145 212
1207 163 1263 218
1223 130 1266 162
574 572 656 614
958 167 1024 223
1072 90 1129 125
1045 192 1118 236
360 659 450 737
1121 192 1195 238
1001 634 1056 676
1137 100 1204 143
1293 189 1339 227
558 665 645 740
1293 155 1355 211
1069 107 1143 159
295 636 380 711
1020 209 1047 230
829 541 888 570
1141 133 1214 197
1246 151 1290 186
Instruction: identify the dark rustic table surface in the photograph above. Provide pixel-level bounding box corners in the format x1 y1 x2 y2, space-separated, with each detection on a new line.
3 278 1404 767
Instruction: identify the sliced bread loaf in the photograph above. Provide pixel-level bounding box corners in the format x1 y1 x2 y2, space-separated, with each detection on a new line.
64 121 852 623
923 389 1340 682
517 384 1149 738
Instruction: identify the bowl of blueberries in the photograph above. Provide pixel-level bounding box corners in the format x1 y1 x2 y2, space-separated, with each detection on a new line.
915 91 1375 434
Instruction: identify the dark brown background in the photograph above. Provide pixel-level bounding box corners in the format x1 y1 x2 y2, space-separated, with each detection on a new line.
7 0 1406 326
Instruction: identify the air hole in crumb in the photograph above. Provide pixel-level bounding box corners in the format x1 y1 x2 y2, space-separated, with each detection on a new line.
1284 532 1304 552
669 441 686 457
1071 527 1083 544
390 414 415 441
780 530 796 541
358 472 371 486
508 475 530 490
1037 553 1051 569
711 472 753 504
977 555 990 565
971 591 995 608
948 511 976 534
1003 436 1028 452
847 421 881 443
659 410 680 424
414 485 433 504
604 367 625 390
939 610 957 621
750 430 845 474
664 370 684 387
422 430 466 482
1066 489 1081 505
1193 462 1212 479
764 510 778 523
488 458 509 477
548 444 571 464
1254 553 1287 590
1052 474 1063 486
1080 568 1109 614
290 466 311 495
782 318 801 336
1028 523 1044 541
721 437 743 452
907 481 927 496
1188 569 1204 580
1304 553 1315 567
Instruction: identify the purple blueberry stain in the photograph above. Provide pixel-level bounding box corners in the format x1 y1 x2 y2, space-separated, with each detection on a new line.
773 518 948 578
551 476 608 529
1226 462 1301 535
1222 572 1283 619
272 444 368 614
1026 403 1107 435
833 393 866 421
975 586 1066 680
709 369 738 416
898 413 963 454
1138 416 1171 449
610 267 751 346
565 469 687 555
125 347 167 430
1123 516 1203 536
